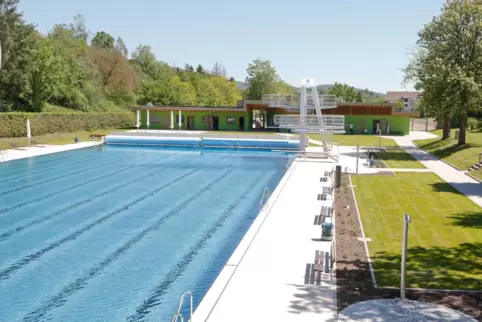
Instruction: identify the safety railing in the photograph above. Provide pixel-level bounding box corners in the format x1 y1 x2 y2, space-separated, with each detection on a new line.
171 291 193 322
0 150 8 161
108 131 296 141
259 187 270 210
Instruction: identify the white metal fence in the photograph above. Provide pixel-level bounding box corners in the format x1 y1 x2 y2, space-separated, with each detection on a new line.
410 118 437 132
273 115 345 133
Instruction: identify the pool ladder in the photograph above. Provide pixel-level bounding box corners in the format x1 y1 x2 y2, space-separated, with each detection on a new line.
171 291 193 322
259 187 270 209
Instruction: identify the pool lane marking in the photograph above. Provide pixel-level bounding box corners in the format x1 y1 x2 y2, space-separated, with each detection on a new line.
21 169 235 322
0 151 176 215
127 172 271 322
0 150 125 184
0 152 233 281
0 153 182 242
0 152 138 197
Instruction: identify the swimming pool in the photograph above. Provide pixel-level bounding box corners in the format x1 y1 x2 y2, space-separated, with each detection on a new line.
0 146 290 321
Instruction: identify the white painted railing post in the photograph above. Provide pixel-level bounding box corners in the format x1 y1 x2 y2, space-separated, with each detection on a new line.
400 214 411 301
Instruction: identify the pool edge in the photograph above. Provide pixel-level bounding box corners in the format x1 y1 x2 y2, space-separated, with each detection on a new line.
191 158 300 321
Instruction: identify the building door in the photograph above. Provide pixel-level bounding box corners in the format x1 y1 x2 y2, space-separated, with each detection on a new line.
187 115 195 130
372 120 380 134
239 117 245 131
358 119 366 134
379 119 388 134
213 116 219 130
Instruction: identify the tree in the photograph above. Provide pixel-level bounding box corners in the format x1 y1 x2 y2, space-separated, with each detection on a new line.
184 64 194 73
26 37 68 111
89 47 139 94
355 91 363 102
212 61 226 77
0 0 38 110
244 58 282 100
327 82 359 102
115 37 128 56
131 45 160 79
68 14 88 42
91 31 115 50
405 0 482 145
196 64 205 74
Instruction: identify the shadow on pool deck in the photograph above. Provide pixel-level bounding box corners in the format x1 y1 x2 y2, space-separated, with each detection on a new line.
286 283 336 321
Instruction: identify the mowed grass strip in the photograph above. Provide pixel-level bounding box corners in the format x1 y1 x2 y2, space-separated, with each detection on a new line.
0 128 127 150
309 134 398 147
414 129 482 170
351 172 482 290
377 149 426 169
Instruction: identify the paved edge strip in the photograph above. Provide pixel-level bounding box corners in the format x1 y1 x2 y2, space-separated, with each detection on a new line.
0 142 103 163
465 172 482 183
192 159 301 322
411 140 464 171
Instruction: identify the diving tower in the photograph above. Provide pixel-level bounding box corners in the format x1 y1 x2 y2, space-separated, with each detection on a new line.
262 78 345 152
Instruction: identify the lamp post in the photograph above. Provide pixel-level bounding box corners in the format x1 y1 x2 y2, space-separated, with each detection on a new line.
400 214 411 301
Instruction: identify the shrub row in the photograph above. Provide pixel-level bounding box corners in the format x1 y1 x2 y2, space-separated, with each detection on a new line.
0 112 135 138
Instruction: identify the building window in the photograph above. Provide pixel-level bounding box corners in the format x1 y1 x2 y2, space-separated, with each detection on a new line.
201 116 211 124
150 114 161 123
176 115 184 123
226 117 235 124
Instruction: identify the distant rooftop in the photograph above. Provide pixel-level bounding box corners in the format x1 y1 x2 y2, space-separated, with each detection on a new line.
386 91 422 100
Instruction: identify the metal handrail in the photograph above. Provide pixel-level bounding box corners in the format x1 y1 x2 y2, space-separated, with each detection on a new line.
172 291 193 322
171 313 184 322
260 187 270 209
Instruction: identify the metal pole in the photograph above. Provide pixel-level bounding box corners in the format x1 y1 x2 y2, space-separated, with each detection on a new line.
400 214 411 301
356 141 359 174
378 129 382 152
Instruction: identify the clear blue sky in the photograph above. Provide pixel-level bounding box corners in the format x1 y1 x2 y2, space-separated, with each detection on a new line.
19 0 445 93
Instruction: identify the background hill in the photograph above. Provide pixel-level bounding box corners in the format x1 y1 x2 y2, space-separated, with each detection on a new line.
235 81 386 102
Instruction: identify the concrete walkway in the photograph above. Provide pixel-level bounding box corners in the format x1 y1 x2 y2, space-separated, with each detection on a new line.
0 141 102 163
391 132 482 208
194 160 336 322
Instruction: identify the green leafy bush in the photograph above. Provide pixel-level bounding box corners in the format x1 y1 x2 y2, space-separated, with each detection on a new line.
0 112 134 138
468 117 478 130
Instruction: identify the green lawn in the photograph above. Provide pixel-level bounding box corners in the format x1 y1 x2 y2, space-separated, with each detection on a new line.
309 134 398 147
377 149 426 169
351 172 482 290
414 129 482 170
0 128 127 150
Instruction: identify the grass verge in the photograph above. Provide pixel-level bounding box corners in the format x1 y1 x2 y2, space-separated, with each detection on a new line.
414 129 482 170
351 172 482 290
309 134 398 147
0 128 127 150
377 149 426 169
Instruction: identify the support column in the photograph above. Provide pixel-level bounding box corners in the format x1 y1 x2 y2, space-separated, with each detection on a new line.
300 132 306 152
146 110 150 129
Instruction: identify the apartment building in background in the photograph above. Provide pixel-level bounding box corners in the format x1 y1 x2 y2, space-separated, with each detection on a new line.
386 91 422 112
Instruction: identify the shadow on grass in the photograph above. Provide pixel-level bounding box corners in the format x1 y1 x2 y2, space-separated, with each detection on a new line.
373 243 482 290
420 140 481 159
431 182 482 198
378 150 418 163
449 212 482 229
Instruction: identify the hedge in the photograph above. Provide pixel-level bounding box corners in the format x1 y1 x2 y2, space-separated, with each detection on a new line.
0 112 135 138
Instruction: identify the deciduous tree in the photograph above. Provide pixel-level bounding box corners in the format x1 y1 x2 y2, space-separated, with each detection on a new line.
405 0 482 145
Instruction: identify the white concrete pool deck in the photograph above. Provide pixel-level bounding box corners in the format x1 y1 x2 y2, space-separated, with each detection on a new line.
193 159 336 322
0 141 102 163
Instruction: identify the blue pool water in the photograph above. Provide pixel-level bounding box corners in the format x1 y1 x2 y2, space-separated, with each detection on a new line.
0 146 290 321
